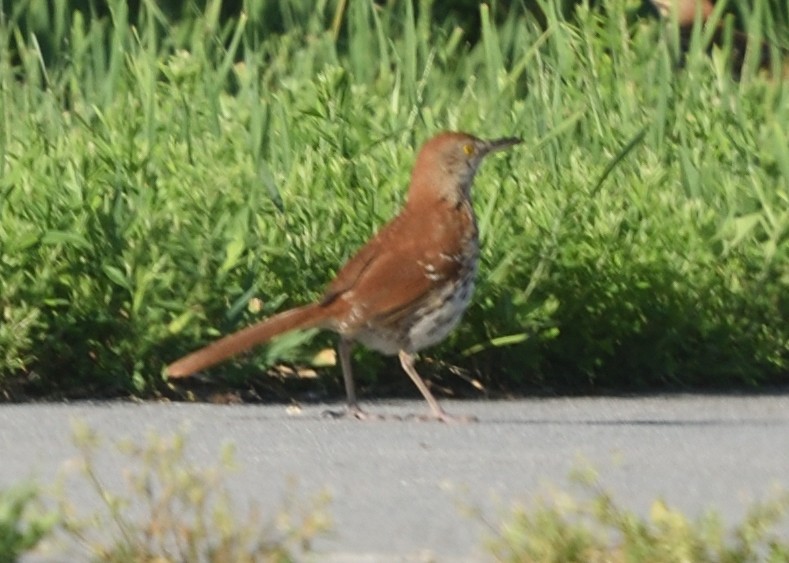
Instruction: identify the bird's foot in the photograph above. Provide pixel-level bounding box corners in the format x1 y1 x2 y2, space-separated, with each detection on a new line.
321 405 475 423
322 405 393 421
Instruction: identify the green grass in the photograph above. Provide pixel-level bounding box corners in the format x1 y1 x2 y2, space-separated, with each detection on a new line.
0 0 787 397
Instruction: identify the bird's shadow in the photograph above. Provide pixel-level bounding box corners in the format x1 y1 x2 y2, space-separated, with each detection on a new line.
477 417 789 427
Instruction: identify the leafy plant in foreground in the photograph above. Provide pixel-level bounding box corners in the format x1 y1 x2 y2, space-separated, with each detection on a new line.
487 469 789 562
56 422 331 561
0 483 60 562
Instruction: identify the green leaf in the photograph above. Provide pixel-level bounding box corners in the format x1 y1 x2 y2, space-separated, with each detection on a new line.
40 230 91 250
102 265 130 290
167 311 195 334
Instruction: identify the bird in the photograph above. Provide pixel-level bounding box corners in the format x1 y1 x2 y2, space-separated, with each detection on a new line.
647 0 780 77
649 0 713 26
166 132 521 422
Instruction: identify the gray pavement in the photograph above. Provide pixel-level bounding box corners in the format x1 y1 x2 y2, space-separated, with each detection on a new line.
2 395 789 561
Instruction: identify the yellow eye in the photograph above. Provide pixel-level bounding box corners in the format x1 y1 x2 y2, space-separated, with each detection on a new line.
463 143 475 156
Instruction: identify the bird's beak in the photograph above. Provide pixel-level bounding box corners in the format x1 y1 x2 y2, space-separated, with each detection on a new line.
480 137 522 156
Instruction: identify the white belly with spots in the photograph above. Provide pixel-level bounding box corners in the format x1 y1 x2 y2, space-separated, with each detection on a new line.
406 275 475 352
350 275 476 356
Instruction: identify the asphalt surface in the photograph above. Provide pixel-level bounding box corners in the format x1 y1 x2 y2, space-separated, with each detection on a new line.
2 395 789 561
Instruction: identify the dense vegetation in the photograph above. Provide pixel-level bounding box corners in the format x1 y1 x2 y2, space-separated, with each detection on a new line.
1 0 787 399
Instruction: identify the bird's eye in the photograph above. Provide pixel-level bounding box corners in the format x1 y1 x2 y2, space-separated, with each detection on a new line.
463 143 475 156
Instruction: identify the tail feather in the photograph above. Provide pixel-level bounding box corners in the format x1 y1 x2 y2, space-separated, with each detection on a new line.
166 303 329 378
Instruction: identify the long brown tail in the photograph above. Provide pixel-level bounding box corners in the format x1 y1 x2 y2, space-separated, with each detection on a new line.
166 303 330 378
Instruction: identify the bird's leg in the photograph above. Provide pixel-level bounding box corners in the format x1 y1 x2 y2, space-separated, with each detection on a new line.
339 337 363 416
398 351 475 423
323 338 384 420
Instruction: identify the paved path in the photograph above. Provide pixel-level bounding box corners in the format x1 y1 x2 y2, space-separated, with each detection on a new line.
2 395 789 561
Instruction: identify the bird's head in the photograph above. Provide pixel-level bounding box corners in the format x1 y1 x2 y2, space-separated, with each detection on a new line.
407 132 521 206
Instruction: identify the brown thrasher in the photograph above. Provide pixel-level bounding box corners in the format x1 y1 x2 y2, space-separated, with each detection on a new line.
650 0 713 26
167 132 521 421
648 0 779 75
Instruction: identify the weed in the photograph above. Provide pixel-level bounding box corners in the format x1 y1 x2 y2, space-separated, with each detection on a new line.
487 470 789 562
0 483 59 561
